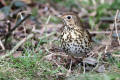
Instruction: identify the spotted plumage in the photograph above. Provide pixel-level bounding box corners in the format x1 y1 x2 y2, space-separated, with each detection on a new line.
59 12 92 57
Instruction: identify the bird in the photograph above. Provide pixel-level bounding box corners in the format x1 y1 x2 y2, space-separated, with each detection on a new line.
59 12 92 58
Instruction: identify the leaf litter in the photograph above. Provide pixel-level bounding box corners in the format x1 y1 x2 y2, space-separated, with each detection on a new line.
0 0 120 79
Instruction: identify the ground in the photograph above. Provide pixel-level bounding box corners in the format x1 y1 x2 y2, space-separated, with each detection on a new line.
0 0 120 80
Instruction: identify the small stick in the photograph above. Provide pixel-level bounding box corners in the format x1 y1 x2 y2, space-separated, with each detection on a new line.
83 61 86 74
112 54 120 57
104 26 113 53
3 14 31 43
45 15 51 25
104 12 116 53
90 31 120 34
104 28 113 53
0 39 5 50
4 20 11 46
44 15 51 38
0 34 34 60
11 14 31 33
114 10 120 45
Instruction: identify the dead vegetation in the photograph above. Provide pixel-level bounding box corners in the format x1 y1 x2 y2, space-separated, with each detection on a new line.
0 0 120 80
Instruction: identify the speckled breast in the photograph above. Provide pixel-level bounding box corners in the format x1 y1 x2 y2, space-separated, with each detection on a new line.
60 27 92 57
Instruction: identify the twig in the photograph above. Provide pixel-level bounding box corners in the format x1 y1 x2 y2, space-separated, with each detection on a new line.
104 29 113 53
83 61 86 74
104 26 113 53
19 11 27 38
90 31 120 34
11 14 31 33
104 45 108 54
10 8 24 18
4 20 11 46
0 39 5 50
112 54 120 57
45 15 51 25
114 10 120 45
104 16 115 53
3 14 31 44
44 15 51 38
7 20 11 32
0 34 34 60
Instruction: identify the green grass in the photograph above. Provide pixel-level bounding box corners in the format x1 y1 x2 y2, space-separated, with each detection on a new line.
0 0 120 80
0 41 66 80
0 40 120 80
66 72 120 80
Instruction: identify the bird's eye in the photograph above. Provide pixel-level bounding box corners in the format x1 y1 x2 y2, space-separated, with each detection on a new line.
67 16 71 19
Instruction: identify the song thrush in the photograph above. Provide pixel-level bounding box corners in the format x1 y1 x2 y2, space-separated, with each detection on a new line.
59 12 92 57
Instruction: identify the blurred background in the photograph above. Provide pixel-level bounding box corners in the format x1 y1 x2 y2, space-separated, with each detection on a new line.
0 0 120 80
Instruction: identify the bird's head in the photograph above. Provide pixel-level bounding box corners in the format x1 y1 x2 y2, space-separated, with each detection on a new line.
60 13 78 26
